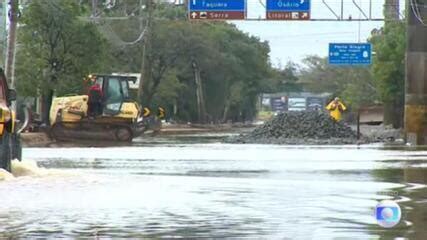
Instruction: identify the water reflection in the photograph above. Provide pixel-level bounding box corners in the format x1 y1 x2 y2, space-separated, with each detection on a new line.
0 141 427 238
370 166 427 239
402 168 427 240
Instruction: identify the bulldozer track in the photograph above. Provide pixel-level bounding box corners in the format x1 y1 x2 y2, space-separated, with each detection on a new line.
50 121 135 142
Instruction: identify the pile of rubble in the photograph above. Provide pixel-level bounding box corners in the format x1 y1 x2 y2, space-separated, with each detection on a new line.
227 111 360 144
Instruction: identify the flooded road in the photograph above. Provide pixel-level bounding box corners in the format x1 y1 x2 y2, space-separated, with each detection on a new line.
0 134 426 239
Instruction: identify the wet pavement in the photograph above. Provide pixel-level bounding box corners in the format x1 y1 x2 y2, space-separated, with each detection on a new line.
0 133 426 239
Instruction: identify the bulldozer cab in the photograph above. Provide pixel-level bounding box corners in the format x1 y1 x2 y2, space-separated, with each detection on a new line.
50 73 163 142
90 75 136 116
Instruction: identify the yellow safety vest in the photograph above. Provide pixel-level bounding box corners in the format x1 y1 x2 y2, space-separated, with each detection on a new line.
326 101 347 121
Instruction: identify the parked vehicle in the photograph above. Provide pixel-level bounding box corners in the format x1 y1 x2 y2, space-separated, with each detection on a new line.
0 67 22 172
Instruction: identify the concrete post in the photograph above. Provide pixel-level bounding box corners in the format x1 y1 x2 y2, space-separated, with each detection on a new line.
404 0 427 144
384 0 400 20
5 0 18 89
0 0 7 66
91 0 98 17
138 0 153 105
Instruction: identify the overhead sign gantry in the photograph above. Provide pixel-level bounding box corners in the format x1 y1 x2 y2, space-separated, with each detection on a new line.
187 0 380 67
187 0 390 22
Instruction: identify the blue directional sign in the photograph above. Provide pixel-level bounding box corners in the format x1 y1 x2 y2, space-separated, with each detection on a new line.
266 0 310 20
188 0 246 20
329 43 372 65
266 0 310 11
189 0 246 11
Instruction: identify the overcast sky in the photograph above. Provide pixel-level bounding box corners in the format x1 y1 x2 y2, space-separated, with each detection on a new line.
230 0 406 67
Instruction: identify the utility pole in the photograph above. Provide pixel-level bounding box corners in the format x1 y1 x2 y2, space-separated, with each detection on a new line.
192 60 206 123
384 0 400 20
381 0 402 128
404 0 427 144
138 0 153 106
5 0 18 89
0 0 7 67
92 0 98 17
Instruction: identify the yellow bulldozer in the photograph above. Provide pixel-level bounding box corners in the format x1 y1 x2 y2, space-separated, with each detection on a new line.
0 67 24 172
49 74 164 142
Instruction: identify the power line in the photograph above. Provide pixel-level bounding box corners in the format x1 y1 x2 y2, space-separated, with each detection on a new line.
95 19 148 46
87 16 147 46
410 0 426 26
87 0 148 47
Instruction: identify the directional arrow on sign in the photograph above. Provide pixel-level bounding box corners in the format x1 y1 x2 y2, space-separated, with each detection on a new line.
267 0 310 11
189 0 246 20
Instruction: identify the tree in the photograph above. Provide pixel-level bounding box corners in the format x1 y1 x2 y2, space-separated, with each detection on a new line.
15 2 272 124
369 21 406 128
102 4 272 123
299 55 378 109
140 20 185 106
300 56 345 95
15 0 109 124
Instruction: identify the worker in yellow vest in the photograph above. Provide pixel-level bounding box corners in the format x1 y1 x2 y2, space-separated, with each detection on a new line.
326 97 347 121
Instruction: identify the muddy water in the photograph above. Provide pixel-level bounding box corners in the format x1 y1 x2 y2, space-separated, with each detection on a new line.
0 135 426 238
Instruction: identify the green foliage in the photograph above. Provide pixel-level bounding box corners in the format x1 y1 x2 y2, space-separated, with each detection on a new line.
269 62 302 93
15 0 109 96
280 62 301 92
296 21 405 120
299 55 378 109
300 56 343 94
340 68 378 108
370 22 406 103
104 4 272 122
368 21 406 127
15 0 407 125
12 0 411 126
153 69 185 105
14 2 271 123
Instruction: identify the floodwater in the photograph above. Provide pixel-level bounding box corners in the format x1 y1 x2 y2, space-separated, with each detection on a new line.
0 134 426 239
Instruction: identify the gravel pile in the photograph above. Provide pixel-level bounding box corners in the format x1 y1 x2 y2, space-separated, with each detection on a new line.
227 111 360 144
